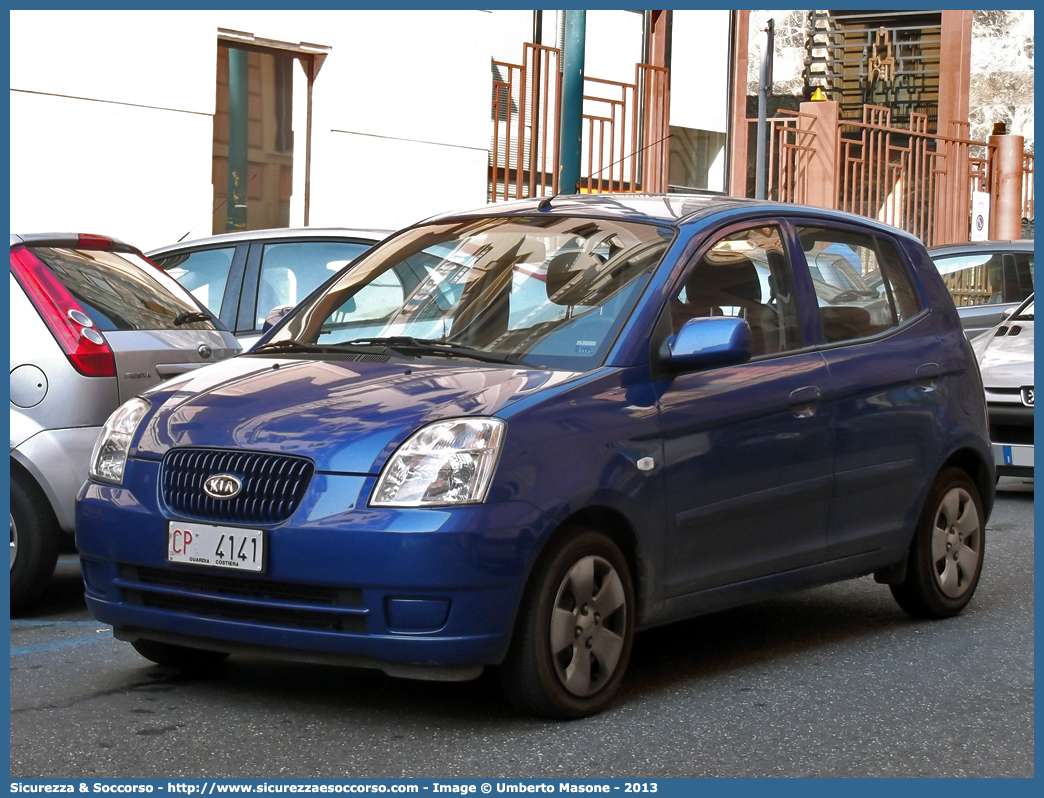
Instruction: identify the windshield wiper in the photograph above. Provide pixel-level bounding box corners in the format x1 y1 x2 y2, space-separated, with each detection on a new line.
173 311 212 326
342 336 528 366
251 339 339 354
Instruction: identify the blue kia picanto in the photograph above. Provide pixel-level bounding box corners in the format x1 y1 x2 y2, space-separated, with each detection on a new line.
77 195 994 717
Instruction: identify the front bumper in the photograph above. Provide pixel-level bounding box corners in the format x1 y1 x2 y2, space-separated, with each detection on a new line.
76 457 554 675
986 399 1033 478
992 442 1034 477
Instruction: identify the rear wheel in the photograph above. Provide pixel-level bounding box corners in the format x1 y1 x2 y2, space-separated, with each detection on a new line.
499 528 635 718
131 639 230 671
890 468 985 618
10 469 61 613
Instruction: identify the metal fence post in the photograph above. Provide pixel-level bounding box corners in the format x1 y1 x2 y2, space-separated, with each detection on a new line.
559 11 586 194
226 48 249 232
989 134 1026 240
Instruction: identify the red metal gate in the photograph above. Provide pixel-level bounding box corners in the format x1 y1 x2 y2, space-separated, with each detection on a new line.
491 46 670 201
740 102 1034 246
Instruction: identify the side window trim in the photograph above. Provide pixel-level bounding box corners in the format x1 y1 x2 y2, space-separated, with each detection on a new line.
1012 250 1034 298
236 242 263 334
779 219 827 347
218 244 248 331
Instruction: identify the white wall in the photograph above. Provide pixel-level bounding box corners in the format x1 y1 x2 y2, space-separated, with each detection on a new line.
10 10 493 250
670 10 731 134
10 11 218 249
304 10 492 230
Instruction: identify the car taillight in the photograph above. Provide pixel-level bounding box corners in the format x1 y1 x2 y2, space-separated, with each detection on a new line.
76 233 115 250
10 246 117 377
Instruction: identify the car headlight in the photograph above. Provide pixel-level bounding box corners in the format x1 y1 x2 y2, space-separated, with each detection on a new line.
88 397 151 485
371 418 506 507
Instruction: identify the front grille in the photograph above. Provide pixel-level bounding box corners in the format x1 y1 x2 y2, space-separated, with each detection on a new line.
991 423 1034 445
161 448 314 526
125 590 367 633
120 566 367 634
124 566 363 607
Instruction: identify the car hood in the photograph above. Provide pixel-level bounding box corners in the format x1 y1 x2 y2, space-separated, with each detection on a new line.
975 322 1034 388
134 355 578 474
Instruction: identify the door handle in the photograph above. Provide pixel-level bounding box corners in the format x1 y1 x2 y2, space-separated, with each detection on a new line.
788 385 821 418
156 362 205 378
915 362 941 390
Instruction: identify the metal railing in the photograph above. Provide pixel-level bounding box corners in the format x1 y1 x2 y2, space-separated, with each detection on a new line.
579 64 669 194
835 107 1001 246
581 75 635 193
491 46 670 201
744 112 818 203
490 43 562 202
1023 152 1034 222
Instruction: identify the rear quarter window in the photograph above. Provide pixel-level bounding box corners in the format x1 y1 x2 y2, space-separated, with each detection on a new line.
153 246 236 316
30 247 218 332
796 227 922 344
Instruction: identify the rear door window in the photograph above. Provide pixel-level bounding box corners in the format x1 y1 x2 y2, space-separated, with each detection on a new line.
152 247 236 317
796 227 921 344
254 240 373 329
29 247 219 332
933 252 1006 306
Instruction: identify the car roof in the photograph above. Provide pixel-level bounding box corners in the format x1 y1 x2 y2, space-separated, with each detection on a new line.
927 240 1035 255
147 227 392 257
423 193 928 244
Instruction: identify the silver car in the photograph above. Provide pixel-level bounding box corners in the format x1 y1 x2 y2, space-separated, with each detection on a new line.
972 294 1034 478
148 228 389 348
928 240 1034 339
10 233 241 609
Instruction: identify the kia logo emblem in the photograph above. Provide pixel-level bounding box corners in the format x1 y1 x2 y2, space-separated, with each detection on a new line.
204 474 242 499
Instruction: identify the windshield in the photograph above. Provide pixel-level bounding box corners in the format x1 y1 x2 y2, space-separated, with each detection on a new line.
1012 297 1034 320
268 216 674 370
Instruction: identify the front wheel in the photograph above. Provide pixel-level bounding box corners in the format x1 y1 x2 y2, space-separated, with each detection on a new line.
499 528 635 718
890 468 985 618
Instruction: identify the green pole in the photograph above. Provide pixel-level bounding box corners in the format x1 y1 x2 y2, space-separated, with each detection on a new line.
558 11 586 194
226 48 248 231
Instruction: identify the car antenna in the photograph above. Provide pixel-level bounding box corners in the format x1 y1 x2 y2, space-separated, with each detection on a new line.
174 173 259 242
537 196 555 211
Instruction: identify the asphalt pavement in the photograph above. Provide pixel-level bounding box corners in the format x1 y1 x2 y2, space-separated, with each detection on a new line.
9 479 1034 778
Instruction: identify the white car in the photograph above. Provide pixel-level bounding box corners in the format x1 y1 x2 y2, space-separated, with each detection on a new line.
973 294 1034 478
148 228 389 348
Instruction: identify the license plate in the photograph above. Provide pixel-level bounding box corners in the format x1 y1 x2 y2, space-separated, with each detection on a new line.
167 521 264 572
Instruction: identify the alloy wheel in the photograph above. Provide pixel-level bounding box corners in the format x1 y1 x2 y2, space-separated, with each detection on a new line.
549 555 627 697
931 486 982 598
10 512 17 571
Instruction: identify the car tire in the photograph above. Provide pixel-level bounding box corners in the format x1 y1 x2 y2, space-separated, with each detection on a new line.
890 468 985 618
131 639 230 671
10 469 61 613
498 527 635 718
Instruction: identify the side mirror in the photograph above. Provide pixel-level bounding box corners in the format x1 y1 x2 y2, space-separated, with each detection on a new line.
262 305 293 333
660 316 753 372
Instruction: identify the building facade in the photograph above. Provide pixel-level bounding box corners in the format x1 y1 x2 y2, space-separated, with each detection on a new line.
10 10 734 251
